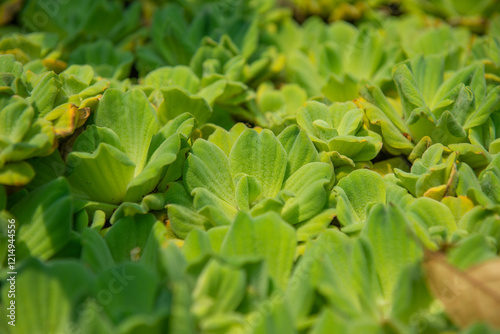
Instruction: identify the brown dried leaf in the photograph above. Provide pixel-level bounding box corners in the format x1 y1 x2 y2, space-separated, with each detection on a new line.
0 0 22 26
423 251 500 329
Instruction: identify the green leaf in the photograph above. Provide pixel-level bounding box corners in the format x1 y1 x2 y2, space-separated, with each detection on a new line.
27 71 62 117
335 169 386 224
104 214 157 263
363 102 414 156
327 134 382 162
10 178 72 261
392 63 426 117
249 300 296 334
361 85 409 136
432 63 478 106
361 204 422 301
322 73 358 102
182 229 213 263
95 263 159 324
117 311 169 334
207 226 229 254
81 228 115 273
465 86 500 129
286 50 324 97
72 125 123 154
229 129 287 200
448 234 497 270
69 40 134 79
1 258 73 334
192 259 246 318
0 97 33 144
296 208 336 241
67 143 135 205
0 161 35 186
391 264 433 323
221 212 296 289
59 64 94 94
287 229 368 322
296 101 332 140
95 88 160 176
449 143 491 169
234 174 261 211
385 183 415 210
143 66 199 93
459 207 500 243
407 197 457 233
0 97 55 164
411 55 444 107
0 54 22 81
125 134 180 202
310 309 347 334
184 139 235 205
277 125 320 179
207 123 247 156
111 193 168 224
167 204 208 239
241 18 259 59
157 87 212 125
336 108 364 136
192 187 238 225
281 162 332 224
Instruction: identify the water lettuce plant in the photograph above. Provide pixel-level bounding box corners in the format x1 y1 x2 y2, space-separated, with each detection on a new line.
297 100 383 167
66 88 194 217
0 96 55 186
362 55 500 168
167 124 333 238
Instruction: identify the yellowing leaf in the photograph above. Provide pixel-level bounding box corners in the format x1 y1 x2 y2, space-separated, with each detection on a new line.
43 103 79 137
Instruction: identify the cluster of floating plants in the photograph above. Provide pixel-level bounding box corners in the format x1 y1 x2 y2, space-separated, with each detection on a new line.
1 0 500 333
